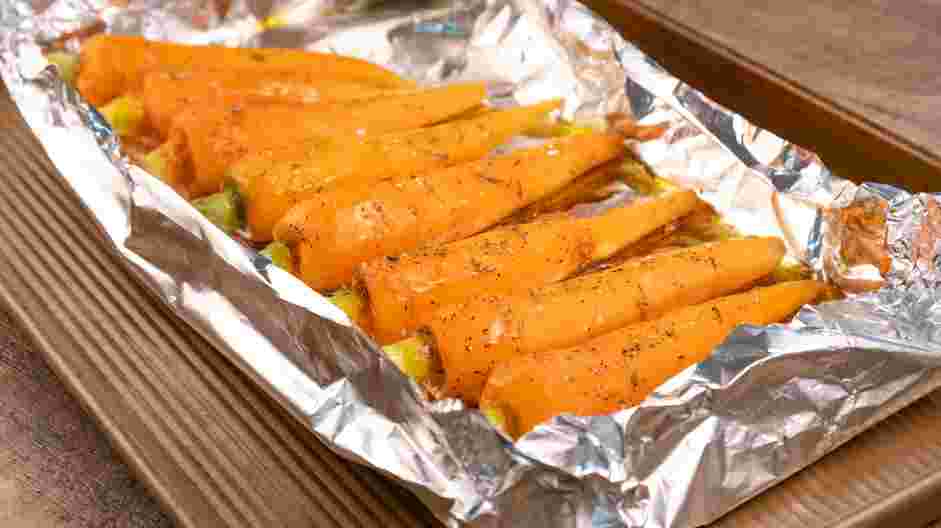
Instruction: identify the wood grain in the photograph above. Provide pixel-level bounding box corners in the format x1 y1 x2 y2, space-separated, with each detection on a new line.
638 1 941 154
0 309 173 527
583 0 941 191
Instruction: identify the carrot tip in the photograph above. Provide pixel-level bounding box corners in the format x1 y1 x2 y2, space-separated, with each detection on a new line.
527 118 605 139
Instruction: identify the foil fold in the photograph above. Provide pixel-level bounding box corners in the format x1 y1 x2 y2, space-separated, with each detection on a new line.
2 1 941 527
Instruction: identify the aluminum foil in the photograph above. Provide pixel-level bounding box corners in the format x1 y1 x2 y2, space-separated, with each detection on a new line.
3 1 941 527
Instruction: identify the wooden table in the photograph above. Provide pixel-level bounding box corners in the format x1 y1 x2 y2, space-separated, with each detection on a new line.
584 0 941 191
0 309 172 527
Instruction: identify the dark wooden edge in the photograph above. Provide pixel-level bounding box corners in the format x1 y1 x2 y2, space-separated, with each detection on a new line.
832 468 941 528
583 0 941 192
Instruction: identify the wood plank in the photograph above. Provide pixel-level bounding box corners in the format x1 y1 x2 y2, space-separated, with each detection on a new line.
584 0 941 191
0 308 174 527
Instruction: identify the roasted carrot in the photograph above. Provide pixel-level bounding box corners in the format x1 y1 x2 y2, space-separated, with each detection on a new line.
76 34 412 106
140 141 191 196
352 190 701 344
499 159 635 225
141 71 394 138
158 82 487 197
396 237 786 404
480 280 825 437
275 132 626 291
234 99 563 241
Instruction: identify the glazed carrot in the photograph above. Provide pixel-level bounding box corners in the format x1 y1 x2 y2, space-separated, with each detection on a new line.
480 280 825 437
399 237 786 404
235 99 563 241
276 131 626 291
141 71 393 138
139 140 191 196
353 190 701 344
76 34 412 106
161 82 487 197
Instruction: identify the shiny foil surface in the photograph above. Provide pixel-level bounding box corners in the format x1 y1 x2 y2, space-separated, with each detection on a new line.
2 1 941 527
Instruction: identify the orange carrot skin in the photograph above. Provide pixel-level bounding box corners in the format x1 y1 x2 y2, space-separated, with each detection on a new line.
76 34 412 106
238 99 563 242
170 82 487 197
430 237 786 405
278 132 626 291
167 102 329 196
154 139 193 197
141 71 390 138
357 190 701 344
480 280 825 437
358 218 598 344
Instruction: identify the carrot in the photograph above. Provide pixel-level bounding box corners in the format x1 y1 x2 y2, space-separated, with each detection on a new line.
353 190 701 344
499 159 635 225
141 141 192 196
76 34 412 106
401 237 786 404
159 82 487 196
276 131 626 291
235 99 563 241
140 71 393 138
480 280 825 437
